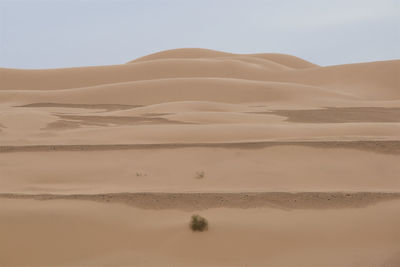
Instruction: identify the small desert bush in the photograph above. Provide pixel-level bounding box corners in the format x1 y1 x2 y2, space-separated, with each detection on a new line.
195 171 205 179
190 214 208 232
135 171 147 177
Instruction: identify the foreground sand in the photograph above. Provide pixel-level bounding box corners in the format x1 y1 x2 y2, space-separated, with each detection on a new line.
1 198 399 267
1 48 399 266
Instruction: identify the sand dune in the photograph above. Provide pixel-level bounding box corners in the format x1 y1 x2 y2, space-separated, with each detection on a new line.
1 48 399 266
1 49 398 101
0 78 362 108
130 48 319 68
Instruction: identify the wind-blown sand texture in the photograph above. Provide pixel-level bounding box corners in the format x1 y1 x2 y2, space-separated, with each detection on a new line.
1 48 399 266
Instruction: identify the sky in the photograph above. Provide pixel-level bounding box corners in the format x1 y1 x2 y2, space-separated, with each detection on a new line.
0 0 399 69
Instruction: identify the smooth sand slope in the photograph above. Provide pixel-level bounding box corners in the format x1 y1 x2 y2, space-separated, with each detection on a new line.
1 198 400 267
1 48 399 266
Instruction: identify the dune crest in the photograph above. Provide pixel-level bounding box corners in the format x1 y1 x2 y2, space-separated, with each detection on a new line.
129 47 318 69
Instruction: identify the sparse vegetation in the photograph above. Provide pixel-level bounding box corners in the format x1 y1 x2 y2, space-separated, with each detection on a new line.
190 214 208 232
195 171 205 179
136 171 147 177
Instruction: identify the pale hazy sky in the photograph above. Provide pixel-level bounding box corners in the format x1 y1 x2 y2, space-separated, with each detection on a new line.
0 0 399 69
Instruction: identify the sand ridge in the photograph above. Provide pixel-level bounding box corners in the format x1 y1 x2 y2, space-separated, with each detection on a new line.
1 140 400 154
268 107 400 123
1 192 399 210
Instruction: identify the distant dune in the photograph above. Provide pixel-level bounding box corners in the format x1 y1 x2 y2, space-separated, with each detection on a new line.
1 48 399 267
130 47 319 68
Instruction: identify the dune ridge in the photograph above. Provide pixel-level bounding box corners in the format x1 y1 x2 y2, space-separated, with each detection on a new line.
1 140 400 154
129 48 319 68
1 192 400 210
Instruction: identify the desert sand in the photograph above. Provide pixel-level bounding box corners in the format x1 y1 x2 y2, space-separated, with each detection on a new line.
0 48 399 266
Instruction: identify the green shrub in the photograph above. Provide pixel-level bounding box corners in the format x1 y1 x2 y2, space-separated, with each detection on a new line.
190 214 209 232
